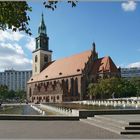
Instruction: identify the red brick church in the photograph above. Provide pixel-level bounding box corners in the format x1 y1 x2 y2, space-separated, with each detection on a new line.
27 14 120 103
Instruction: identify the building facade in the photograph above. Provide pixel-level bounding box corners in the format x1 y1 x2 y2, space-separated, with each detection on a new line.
121 67 140 78
27 14 120 103
0 69 32 91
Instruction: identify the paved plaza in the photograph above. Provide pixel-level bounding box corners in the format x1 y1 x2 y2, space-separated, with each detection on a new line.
99 114 140 122
0 120 127 139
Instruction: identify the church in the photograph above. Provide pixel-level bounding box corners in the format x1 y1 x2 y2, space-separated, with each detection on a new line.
27 14 120 103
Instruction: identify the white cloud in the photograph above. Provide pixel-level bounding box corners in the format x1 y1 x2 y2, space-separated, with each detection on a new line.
0 30 33 71
0 30 24 42
25 37 35 52
127 61 140 68
122 0 137 12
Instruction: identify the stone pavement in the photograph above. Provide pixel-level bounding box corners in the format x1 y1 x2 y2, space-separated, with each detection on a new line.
99 114 140 122
0 120 127 139
81 114 140 139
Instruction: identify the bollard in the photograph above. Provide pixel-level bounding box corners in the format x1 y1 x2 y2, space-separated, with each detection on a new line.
123 104 126 108
42 111 45 115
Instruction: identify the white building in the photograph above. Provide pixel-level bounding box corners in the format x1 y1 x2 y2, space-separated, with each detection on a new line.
0 69 32 91
121 67 140 78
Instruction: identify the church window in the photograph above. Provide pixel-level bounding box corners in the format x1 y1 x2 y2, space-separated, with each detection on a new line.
65 79 68 96
77 69 80 72
44 55 48 62
59 72 62 75
35 55 38 62
75 78 78 96
35 65 37 72
29 88 32 97
57 96 59 100
37 40 40 48
70 78 74 96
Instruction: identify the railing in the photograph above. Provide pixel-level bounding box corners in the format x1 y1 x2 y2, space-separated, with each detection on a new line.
72 99 140 108
30 104 45 115
40 104 79 116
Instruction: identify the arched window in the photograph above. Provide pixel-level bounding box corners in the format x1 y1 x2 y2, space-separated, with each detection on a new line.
70 78 74 96
35 55 38 62
29 88 32 97
57 96 59 100
75 78 78 96
44 55 48 62
35 65 37 72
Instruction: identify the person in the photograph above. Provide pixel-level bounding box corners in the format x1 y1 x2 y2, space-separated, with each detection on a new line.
0 99 3 105
112 92 115 99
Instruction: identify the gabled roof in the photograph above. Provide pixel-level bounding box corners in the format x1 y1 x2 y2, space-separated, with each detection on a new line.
92 56 119 74
28 50 92 83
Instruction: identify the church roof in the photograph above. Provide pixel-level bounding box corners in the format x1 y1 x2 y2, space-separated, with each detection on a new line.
92 56 119 74
28 50 92 83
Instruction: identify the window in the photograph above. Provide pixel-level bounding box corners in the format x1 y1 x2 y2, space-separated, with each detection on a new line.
29 88 32 97
35 65 37 72
35 55 38 62
59 72 62 75
44 55 48 62
77 69 80 72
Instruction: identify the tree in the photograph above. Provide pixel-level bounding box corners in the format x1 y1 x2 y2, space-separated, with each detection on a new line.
7 90 16 99
15 90 26 101
0 1 32 35
0 1 77 35
0 85 27 102
87 77 138 100
44 0 77 11
88 82 104 99
130 77 140 97
88 83 98 99
0 85 8 100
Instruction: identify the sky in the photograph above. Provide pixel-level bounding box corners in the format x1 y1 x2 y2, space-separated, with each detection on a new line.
0 0 140 71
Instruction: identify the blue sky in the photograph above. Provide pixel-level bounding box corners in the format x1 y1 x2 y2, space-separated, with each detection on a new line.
0 1 140 71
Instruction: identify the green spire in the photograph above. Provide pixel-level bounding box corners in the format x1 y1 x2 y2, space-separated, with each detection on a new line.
38 13 46 35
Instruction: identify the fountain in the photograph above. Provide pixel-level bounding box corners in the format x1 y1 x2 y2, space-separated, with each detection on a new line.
0 104 57 116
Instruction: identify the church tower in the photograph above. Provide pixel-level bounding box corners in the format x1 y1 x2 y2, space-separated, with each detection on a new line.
32 13 52 76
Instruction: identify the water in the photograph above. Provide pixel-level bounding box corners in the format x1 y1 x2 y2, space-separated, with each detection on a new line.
0 105 60 115
0 105 40 115
0 103 138 116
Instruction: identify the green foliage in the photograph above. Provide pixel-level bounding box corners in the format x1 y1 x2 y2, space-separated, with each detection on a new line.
130 77 140 96
88 83 102 99
88 77 140 99
15 90 26 101
0 1 77 35
43 0 77 11
0 1 32 35
0 85 8 100
0 85 26 102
